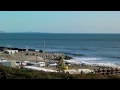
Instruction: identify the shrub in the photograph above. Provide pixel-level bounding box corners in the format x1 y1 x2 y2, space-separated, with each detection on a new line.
0 65 120 79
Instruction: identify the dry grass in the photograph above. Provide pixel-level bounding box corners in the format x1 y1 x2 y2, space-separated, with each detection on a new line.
0 65 120 79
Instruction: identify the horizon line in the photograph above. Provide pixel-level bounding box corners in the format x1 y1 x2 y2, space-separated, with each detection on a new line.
0 32 120 34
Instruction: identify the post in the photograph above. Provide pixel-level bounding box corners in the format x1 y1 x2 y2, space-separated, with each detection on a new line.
26 46 28 52
43 41 45 52
36 51 37 63
43 41 45 62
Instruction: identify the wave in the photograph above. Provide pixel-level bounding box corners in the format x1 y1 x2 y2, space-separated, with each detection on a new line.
100 54 120 59
80 48 91 50
112 47 120 48
65 57 119 68
63 52 85 56
111 57 120 59
71 57 101 61
65 57 101 65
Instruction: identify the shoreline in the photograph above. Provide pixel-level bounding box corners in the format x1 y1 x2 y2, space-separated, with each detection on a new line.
65 59 120 69
1 50 120 75
0 49 100 70
0 46 119 68
1 46 120 75
0 46 120 69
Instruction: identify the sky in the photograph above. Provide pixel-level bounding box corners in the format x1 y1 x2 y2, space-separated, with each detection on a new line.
0 11 120 33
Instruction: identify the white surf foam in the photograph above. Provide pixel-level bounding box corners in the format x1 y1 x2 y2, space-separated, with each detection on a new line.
65 57 119 68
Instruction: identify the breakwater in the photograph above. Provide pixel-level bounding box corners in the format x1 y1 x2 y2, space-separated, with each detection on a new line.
0 46 72 60
25 52 72 60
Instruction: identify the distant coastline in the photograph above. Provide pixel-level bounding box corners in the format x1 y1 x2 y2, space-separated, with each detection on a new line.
0 31 119 34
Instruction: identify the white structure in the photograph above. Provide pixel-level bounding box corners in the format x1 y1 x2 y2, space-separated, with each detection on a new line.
26 46 28 52
0 59 18 67
38 62 45 67
0 60 12 67
11 60 17 67
4 50 18 54
16 61 21 66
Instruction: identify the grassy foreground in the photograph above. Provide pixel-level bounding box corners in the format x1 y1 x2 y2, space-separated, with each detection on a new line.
0 65 120 79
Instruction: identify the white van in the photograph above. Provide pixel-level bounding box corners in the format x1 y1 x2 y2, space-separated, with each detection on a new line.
47 62 57 67
38 62 45 67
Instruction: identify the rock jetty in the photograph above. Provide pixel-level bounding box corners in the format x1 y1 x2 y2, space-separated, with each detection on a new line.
25 52 72 60
0 46 72 60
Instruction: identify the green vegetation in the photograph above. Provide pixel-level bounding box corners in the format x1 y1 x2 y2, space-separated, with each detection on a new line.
0 65 120 79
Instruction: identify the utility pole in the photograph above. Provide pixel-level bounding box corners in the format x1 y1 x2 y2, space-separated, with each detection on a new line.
43 41 45 52
36 51 37 63
43 41 45 62
26 46 28 52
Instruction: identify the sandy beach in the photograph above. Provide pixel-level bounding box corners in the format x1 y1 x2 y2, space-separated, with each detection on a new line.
0 51 44 61
1 50 120 76
0 50 99 70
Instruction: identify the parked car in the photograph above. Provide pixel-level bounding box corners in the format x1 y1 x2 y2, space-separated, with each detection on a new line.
16 61 21 66
21 61 29 66
65 62 71 65
47 62 58 67
38 62 45 67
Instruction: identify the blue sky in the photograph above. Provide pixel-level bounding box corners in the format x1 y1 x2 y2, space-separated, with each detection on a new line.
0 11 120 33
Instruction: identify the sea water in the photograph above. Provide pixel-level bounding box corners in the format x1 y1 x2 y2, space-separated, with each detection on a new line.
0 33 120 67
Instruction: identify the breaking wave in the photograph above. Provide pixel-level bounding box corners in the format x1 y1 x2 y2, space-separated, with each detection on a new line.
65 57 120 68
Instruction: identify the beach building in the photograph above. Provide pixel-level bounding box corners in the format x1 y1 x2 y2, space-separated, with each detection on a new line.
4 50 18 54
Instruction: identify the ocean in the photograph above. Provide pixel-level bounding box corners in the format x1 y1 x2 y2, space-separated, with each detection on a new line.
0 33 120 67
